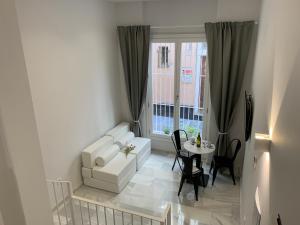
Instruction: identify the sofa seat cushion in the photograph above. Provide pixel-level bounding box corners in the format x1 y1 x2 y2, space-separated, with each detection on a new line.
129 137 151 159
128 137 151 170
84 161 136 193
95 144 119 167
92 152 136 184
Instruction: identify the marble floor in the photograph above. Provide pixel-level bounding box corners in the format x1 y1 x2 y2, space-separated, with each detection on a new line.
74 150 240 225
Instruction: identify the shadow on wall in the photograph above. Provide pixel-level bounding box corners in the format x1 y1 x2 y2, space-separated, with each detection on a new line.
270 51 300 135
0 113 27 225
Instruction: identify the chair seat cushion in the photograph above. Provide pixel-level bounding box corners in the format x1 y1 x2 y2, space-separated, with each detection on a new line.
192 166 204 175
92 152 136 183
192 166 200 174
179 149 190 157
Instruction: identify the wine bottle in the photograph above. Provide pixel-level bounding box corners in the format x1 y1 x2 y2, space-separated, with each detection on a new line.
196 133 201 148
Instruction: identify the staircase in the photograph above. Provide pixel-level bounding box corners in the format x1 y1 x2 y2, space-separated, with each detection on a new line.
47 180 171 225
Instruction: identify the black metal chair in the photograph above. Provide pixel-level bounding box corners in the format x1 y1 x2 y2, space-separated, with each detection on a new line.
210 139 242 185
178 155 205 201
171 130 190 170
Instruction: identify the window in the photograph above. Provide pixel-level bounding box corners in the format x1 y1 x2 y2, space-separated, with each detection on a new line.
150 41 209 138
158 46 169 68
199 55 207 109
185 43 192 55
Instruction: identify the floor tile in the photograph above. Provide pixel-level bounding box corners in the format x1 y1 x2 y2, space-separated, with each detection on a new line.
74 150 240 225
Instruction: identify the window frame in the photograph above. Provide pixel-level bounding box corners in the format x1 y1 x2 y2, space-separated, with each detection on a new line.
145 33 211 151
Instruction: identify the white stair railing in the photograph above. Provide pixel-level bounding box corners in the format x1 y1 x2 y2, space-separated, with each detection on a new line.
47 180 171 225
47 180 75 225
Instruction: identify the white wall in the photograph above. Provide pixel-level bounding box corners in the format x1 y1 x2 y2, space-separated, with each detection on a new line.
241 0 300 224
15 0 123 189
116 0 261 26
0 0 53 224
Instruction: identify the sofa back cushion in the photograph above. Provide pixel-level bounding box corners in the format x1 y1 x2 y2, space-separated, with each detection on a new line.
82 136 114 169
106 122 131 142
117 132 135 147
95 144 119 167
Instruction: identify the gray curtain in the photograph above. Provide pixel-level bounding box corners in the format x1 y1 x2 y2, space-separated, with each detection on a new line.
205 21 255 156
118 25 150 137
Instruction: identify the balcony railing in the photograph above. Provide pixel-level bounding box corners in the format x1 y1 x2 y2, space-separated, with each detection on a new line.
152 104 204 136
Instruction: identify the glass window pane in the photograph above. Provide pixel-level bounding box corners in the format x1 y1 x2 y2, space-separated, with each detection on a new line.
151 42 175 135
179 42 208 137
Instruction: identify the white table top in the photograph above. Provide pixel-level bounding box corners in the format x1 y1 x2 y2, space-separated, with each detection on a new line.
183 140 216 155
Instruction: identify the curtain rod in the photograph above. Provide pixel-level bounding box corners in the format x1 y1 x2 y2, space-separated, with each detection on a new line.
151 22 258 29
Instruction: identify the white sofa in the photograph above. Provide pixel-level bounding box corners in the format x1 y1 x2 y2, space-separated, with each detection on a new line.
105 122 151 170
81 136 136 193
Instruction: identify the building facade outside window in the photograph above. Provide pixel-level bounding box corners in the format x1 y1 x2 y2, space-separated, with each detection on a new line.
158 46 169 68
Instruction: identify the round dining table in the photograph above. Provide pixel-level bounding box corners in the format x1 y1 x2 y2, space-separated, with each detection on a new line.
183 140 216 187
183 140 216 155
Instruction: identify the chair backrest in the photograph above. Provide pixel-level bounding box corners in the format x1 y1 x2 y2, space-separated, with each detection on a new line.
228 139 242 161
171 130 188 154
180 156 193 177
